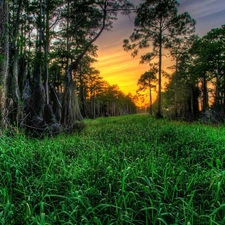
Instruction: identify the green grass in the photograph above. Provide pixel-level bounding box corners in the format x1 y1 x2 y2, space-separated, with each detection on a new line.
1 114 225 224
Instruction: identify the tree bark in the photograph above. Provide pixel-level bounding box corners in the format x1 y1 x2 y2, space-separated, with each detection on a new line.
202 73 208 112
5 0 22 125
61 67 83 131
174 56 178 119
149 80 152 116
0 0 9 130
45 0 50 105
157 21 163 118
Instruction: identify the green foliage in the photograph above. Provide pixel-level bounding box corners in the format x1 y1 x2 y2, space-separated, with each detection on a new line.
124 0 195 117
137 65 158 91
1 115 225 224
189 25 225 113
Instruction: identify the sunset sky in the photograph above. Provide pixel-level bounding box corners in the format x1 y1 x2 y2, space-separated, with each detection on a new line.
95 0 225 98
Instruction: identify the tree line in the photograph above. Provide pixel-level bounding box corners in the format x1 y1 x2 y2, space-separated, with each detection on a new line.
0 0 135 135
124 0 225 122
1 0 224 136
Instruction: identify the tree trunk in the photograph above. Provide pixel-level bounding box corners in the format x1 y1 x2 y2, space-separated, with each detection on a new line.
93 90 96 119
202 73 208 112
45 0 50 105
174 56 178 119
61 67 83 131
149 81 152 116
5 0 22 125
62 1 107 128
190 86 194 117
157 20 163 118
79 64 87 117
0 0 9 130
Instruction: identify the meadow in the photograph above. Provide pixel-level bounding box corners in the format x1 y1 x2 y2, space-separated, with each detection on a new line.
0 114 225 225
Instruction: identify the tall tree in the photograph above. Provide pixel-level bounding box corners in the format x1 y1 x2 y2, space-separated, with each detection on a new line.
0 0 134 134
0 0 9 130
166 34 197 118
61 0 133 131
5 0 23 124
124 0 195 118
188 25 225 119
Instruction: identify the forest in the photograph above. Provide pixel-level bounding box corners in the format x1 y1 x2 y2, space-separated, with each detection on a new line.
0 0 136 135
0 0 225 135
1 1 225 224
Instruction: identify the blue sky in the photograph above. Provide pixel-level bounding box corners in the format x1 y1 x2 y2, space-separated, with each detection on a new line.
178 0 225 35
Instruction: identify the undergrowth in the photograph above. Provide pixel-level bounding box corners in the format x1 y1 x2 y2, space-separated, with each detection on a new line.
0 114 225 224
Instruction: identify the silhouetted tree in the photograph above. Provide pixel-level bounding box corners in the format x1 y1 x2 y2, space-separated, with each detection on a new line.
124 0 195 118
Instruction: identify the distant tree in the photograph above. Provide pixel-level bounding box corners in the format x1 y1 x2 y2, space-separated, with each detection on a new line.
98 84 136 117
137 65 158 115
124 0 195 118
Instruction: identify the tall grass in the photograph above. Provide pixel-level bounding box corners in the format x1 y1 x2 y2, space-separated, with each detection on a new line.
0 114 225 224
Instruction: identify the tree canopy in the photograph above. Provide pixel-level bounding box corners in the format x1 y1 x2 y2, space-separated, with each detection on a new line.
1 0 225 135
124 0 195 118
0 0 136 135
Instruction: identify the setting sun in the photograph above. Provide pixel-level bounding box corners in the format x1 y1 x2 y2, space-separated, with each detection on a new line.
95 27 172 105
94 0 225 106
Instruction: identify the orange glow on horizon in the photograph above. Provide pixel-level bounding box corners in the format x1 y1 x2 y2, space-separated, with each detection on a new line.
94 36 173 106
93 13 173 106
92 1 224 107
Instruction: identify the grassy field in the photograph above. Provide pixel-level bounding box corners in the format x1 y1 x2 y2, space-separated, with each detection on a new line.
0 114 225 225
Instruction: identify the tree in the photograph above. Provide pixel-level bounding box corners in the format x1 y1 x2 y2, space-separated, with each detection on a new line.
164 64 199 120
166 34 197 118
96 84 136 117
0 0 9 130
188 25 225 121
0 0 134 134
137 65 158 115
60 0 133 131
124 0 195 118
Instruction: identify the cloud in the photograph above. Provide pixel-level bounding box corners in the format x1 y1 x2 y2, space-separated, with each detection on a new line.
93 0 224 95
179 0 225 19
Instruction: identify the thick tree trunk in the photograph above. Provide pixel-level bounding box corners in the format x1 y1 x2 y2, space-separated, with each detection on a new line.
4 0 23 125
6 49 21 124
61 67 83 132
190 86 194 117
0 0 9 130
61 1 107 129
